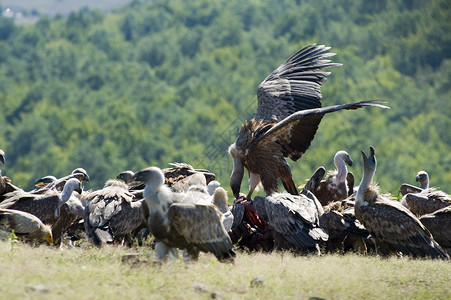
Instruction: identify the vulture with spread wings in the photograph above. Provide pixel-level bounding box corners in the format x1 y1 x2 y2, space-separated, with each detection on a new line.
229 44 388 199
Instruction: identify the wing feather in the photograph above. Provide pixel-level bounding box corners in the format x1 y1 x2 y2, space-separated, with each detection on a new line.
168 203 233 257
256 44 342 122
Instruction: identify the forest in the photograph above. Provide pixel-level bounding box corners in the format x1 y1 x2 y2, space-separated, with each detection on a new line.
0 0 449 196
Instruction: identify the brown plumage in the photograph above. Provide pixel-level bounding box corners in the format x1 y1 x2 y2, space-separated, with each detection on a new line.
420 206 451 251
229 44 388 199
320 197 370 254
0 150 22 203
0 208 53 244
401 189 451 217
134 167 235 262
0 178 82 228
400 171 429 196
355 147 448 259
313 151 353 206
83 180 145 246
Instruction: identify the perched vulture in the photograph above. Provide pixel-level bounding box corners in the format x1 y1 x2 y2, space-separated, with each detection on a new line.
400 171 429 196
116 163 216 193
354 147 448 259
163 163 216 186
253 192 328 255
320 197 370 254
83 180 145 246
51 193 85 246
211 187 234 232
228 44 388 199
401 189 451 217
34 175 58 188
313 150 353 206
133 166 235 262
0 208 53 245
419 206 451 252
43 168 90 193
0 151 22 203
0 178 82 227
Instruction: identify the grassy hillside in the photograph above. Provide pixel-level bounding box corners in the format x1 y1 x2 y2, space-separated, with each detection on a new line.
0 0 449 195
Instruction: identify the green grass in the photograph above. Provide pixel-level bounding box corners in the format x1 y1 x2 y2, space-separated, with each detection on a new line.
0 241 449 299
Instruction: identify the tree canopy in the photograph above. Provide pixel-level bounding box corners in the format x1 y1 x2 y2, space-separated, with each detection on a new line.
0 0 449 196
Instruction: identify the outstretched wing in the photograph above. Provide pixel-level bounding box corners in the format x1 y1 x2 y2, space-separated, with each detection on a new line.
255 100 389 161
256 44 341 122
168 203 234 260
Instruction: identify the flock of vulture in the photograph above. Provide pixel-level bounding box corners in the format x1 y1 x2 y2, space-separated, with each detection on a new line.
0 44 449 262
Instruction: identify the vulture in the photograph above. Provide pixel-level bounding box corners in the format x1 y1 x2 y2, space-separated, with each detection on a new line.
0 178 82 226
253 192 329 255
354 146 448 259
229 44 388 199
0 150 22 203
0 208 53 245
0 149 6 195
163 162 216 187
38 168 90 193
313 150 354 206
116 163 216 193
51 193 85 247
34 175 58 188
419 206 451 252
211 187 234 232
83 180 145 246
401 189 451 217
133 166 235 262
400 171 429 196
320 197 370 254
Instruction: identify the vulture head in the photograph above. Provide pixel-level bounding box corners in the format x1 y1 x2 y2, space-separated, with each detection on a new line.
71 167 90 182
415 171 429 190
335 150 353 167
0 208 54 245
55 178 82 218
361 146 376 174
133 167 165 187
116 170 135 184
34 175 57 188
207 180 221 196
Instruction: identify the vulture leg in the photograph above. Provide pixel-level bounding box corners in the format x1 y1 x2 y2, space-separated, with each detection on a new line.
247 172 261 200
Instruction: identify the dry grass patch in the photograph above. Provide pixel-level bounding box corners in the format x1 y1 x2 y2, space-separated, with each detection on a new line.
0 241 449 299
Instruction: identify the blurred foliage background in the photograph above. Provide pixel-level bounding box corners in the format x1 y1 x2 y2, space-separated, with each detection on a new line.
0 0 449 196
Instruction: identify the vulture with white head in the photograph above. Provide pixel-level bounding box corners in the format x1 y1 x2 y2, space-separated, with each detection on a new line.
400 171 429 198
0 178 82 227
0 208 53 245
229 44 389 199
133 166 235 262
354 146 448 259
313 150 354 206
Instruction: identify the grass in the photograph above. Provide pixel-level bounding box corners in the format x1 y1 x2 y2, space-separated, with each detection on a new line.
0 241 450 299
